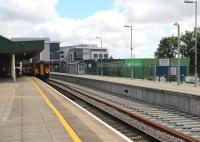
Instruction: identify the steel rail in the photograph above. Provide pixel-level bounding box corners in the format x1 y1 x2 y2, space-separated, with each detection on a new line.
48 79 198 142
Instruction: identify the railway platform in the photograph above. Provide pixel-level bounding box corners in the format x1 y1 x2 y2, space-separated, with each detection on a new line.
50 73 200 117
0 76 131 142
49 73 200 141
67 74 200 95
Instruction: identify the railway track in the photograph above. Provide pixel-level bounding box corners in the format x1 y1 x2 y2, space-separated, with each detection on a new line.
47 79 199 142
47 80 161 142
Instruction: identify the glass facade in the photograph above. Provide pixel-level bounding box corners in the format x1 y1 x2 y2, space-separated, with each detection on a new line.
49 42 60 72
50 43 60 61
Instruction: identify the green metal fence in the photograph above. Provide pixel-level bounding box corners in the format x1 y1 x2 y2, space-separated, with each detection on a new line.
98 65 156 79
93 58 190 81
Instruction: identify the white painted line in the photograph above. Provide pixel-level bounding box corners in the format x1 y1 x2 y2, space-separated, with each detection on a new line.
39 78 133 142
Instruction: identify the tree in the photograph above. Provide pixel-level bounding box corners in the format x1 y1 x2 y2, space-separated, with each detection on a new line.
154 36 178 58
154 29 200 75
180 30 200 74
180 31 194 58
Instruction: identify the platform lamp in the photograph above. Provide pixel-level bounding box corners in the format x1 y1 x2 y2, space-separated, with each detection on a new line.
174 22 181 85
184 0 198 87
124 25 134 80
96 36 103 76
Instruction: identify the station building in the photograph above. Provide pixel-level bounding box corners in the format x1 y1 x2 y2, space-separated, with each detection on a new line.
12 38 61 72
0 36 44 82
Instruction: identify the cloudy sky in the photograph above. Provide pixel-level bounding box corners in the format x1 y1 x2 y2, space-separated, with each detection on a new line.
0 0 197 58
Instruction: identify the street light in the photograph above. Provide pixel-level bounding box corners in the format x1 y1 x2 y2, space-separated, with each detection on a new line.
96 36 103 76
174 22 181 85
184 0 198 87
124 25 134 80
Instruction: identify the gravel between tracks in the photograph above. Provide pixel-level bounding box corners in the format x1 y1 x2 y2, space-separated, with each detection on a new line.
51 80 187 142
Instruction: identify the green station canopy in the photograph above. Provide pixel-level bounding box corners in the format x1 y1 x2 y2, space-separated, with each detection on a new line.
0 36 44 60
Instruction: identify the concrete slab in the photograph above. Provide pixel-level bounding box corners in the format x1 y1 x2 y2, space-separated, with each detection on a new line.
0 77 73 142
51 73 200 96
49 75 200 140
0 76 130 142
50 73 200 116
36 77 130 142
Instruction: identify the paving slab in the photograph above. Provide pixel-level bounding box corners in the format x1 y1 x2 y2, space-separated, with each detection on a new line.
0 76 130 142
0 77 73 142
36 77 130 142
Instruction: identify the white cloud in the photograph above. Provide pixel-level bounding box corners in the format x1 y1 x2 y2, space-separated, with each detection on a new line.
0 0 58 21
0 0 197 59
114 0 195 24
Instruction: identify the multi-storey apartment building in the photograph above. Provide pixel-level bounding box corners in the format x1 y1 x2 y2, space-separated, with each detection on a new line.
61 44 109 74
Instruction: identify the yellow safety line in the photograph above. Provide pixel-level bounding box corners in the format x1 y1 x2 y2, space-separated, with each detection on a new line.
31 78 82 142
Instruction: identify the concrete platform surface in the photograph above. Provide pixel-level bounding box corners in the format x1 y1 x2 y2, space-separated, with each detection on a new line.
50 73 200 116
58 73 200 96
0 76 130 142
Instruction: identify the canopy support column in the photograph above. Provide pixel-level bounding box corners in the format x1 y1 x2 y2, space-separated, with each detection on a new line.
11 54 16 82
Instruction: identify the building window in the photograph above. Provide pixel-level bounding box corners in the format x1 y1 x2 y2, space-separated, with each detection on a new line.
99 54 103 59
93 54 97 58
104 54 108 59
50 54 53 59
70 54 73 61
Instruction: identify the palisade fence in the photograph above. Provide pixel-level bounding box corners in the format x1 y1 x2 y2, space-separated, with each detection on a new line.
85 64 200 83
66 58 199 83
97 65 156 80
86 58 194 81
85 66 98 75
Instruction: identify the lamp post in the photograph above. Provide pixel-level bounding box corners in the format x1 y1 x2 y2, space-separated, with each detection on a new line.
174 22 181 85
96 36 103 76
184 0 198 87
124 25 133 80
